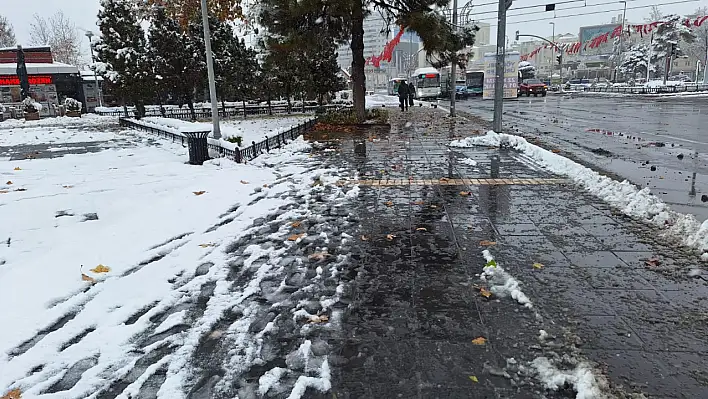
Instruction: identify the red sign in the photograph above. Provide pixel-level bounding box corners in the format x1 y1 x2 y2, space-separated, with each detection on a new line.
0 75 53 86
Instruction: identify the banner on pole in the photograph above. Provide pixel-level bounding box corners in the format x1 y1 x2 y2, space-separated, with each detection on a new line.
483 51 520 100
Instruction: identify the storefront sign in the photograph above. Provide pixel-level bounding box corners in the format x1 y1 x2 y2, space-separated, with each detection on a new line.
483 52 520 100
0 75 54 86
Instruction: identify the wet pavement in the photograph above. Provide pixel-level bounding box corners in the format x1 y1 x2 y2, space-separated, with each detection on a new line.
306 108 708 398
449 95 708 221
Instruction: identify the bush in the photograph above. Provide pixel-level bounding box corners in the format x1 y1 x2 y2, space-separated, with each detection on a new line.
22 97 42 113
64 98 82 112
367 108 389 123
226 135 243 146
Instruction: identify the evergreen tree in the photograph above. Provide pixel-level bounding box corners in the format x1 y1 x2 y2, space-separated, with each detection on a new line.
95 0 153 117
620 44 653 79
148 6 205 120
684 7 708 82
0 15 16 47
652 14 696 79
307 39 345 105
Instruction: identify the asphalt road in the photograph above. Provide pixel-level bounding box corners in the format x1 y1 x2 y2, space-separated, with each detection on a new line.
448 93 708 221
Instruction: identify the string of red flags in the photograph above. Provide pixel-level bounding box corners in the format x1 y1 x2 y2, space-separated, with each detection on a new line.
365 27 406 68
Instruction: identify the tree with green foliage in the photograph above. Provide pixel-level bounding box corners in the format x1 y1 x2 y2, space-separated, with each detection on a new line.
0 14 17 47
95 0 153 117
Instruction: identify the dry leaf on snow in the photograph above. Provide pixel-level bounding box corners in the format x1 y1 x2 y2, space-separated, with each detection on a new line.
0 190 8 194
309 252 330 261
291 221 302 228
193 191 206 196
288 233 305 241
416 227 428 232
412 200 425 205
5 181 12 185
263 184 268 188
240 180 249 184
551 149 561 153
384 201 394 207
63 185 74 189
90 264 111 273
199 243 216 248
533 263 544 270
468 376 479 383
81 273 96 283
14 188 27 192
479 287 492 298
13 167 21 171
471 337 487 345
479 240 496 246
308 315 329 324
645 257 661 267
1 388 22 399
360 235 369 241
460 191 471 197
386 234 396 241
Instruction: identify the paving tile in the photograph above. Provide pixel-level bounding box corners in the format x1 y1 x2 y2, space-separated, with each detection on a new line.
576 315 644 350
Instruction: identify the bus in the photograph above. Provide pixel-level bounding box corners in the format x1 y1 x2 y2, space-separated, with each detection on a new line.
387 78 408 96
466 71 484 96
410 67 441 99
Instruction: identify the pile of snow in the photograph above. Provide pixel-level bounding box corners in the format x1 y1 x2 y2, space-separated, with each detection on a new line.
22 97 43 113
365 94 400 109
460 158 477 166
644 79 685 88
480 250 533 309
0 113 115 132
531 357 607 399
0 125 118 147
64 97 83 112
451 131 708 257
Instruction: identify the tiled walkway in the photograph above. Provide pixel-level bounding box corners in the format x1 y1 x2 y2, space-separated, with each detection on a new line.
308 108 708 399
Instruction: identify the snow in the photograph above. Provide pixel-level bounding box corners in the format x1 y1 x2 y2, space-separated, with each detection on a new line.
480 250 533 309
645 79 685 88
0 119 348 397
451 131 708 258
0 114 115 134
531 357 607 399
460 158 477 166
138 115 314 145
365 94 438 109
259 367 287 395
0 125 118 146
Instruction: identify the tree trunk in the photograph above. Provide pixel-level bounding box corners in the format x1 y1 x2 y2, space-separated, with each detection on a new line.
187 97 196 121
221 99 226 118
286 86 292 114
242 99 247 118
267 90 273 116
122 97 128 118
351 2 366 122
301 92 306 113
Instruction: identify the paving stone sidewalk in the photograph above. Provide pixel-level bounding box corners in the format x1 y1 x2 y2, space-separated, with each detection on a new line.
307 107 708 399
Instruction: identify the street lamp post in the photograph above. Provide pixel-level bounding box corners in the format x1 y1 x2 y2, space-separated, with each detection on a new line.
549 22 555 83
84 31 103 109
450 0 458 117
492 0 512 133
200 0 221 139
617 1 627 82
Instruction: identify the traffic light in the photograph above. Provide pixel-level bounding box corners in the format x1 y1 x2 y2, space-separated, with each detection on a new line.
515 30 520 41
556 54 562 65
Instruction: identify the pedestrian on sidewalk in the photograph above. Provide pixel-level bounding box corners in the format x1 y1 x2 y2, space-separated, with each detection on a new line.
408 82 416 108
397 81 409 111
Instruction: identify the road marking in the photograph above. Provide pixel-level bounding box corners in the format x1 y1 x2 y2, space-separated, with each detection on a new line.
343 178 568 186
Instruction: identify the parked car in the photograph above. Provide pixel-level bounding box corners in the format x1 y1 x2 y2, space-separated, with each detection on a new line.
455 81 470 100
518 79 548 97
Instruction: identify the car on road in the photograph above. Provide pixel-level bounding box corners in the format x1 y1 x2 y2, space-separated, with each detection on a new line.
455 81 470 100
518 79 548 97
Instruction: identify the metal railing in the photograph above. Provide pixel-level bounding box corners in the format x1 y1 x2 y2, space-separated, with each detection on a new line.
102 104 343 119
583 84 708 94
118 116 318 163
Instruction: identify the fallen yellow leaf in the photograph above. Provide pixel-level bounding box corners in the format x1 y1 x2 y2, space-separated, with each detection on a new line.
5 181 12 185
199 243 216 248
288 233 305 241
361 235 369 241
291 221 302 228
460 191 471 197
386 234 396 241
90 264 111 273
471 337 487 345
308 252 330 261
1 388 22 399
384 201 393 207
81 273 96 283
13 167 21 171
193 191 206 196
480 287 492 298
416 227 428 232
533 262 544 269
308 315 329 323
240 180 249 184
412 200 425 205
480 240 497 246
440 177 449 182
468 376 479 383
263 184 268 188
551 149 561 153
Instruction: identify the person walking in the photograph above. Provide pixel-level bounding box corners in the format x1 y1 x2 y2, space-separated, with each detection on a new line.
408 82 416 108
397 81 409 111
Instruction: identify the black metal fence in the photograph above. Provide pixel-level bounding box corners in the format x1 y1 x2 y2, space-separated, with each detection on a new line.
103 104 342 119
118 117 318 163
583 84 708 94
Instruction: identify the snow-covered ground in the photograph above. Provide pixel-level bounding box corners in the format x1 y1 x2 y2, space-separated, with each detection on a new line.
365 93 438 109
139 115 314 145
0 114 115 136
0 125 118 147
0 124 357 397
451 131 708 260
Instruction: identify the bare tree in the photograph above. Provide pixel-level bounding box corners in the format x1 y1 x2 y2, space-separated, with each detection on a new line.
685 6 708 79
646 5 663 22
0 14 16 47
29 11 83 65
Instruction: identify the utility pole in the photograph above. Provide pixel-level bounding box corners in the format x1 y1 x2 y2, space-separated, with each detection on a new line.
450 0 458 117
493 0 512 133
85 31 103 109
200 0 221 139
647 33 653 82
549 22 555 82
663 43 674 85
618 1 627 82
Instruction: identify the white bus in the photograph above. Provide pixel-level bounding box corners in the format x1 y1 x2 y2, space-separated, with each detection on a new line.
387 78 408 96
410 67 441 99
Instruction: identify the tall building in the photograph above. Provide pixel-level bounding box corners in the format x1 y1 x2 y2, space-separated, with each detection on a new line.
474 22 491 46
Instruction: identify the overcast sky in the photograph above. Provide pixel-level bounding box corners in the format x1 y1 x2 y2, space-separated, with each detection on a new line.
2 0 703 56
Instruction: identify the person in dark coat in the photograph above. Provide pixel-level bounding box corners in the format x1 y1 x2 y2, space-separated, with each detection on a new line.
408 82 416 108
397 81 409 111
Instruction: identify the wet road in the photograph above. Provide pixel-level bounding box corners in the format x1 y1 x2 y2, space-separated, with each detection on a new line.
448 94 708 221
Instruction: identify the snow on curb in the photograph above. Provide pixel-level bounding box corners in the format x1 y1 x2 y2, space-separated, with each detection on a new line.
452 131 708 257
531 357 608 399
480 250 533 309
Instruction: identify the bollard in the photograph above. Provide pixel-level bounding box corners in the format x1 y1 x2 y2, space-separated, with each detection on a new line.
354 139 366 155
490 155 500 178
184 131 210 165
